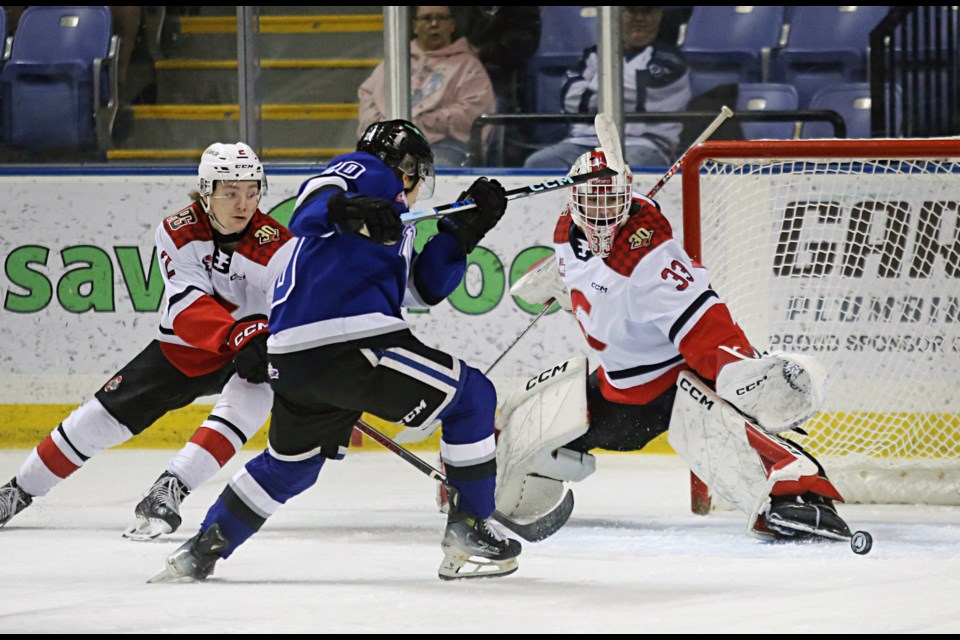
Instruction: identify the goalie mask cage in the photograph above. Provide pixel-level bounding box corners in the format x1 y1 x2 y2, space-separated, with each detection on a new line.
682 139 960 512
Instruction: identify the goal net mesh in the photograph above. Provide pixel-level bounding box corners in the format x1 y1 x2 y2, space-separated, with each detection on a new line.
685 140 960 505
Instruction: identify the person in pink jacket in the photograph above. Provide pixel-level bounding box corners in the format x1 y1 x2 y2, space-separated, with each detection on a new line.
357 6 496 168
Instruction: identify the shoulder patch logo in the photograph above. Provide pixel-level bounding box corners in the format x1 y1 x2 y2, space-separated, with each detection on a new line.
628 227 654 250
165 208 197 231
255 225 280 244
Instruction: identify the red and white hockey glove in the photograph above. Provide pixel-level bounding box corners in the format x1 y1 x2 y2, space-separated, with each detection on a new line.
227 315 270 384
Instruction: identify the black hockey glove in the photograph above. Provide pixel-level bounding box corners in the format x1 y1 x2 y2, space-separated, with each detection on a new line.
437 177 507 254
327 191 403 245
227 315 271 384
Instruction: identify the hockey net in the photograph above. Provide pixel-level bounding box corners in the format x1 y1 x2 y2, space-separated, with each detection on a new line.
682 139 960 508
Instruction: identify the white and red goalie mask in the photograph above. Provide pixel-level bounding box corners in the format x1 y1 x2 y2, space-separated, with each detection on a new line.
566 148 634 258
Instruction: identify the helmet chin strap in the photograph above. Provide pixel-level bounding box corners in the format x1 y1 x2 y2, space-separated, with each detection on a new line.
200 196 247 243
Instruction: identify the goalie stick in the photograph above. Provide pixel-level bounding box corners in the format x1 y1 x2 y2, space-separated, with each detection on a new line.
354 418 575 543
400 167 616 224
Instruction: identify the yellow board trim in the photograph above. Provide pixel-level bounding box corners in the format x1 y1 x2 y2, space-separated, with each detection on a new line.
180 15 383 34
0 405 440 452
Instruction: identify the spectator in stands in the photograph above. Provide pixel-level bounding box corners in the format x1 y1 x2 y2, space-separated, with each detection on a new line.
357 5 496 168
523 6 692 170
455 6 541 114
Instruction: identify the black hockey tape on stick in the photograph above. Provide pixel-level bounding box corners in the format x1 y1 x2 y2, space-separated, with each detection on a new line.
400 167 617 224
354 418 574 542
646 105 733 199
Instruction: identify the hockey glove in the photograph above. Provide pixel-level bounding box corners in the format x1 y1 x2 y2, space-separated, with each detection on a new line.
227 315 271 384
327 191 403 245
437 177 507 254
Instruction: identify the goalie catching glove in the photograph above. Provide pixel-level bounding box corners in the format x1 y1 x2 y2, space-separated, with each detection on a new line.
510 255 572 312
715 347 828 435
227 315 270 384
328 191 403 245
438 177 507 253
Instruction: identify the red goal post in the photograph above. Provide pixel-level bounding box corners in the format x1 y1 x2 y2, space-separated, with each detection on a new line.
681 139 960 513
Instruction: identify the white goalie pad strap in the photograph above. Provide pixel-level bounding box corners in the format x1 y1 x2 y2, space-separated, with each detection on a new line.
668 371 821 538
510 256 573 311
715 349 829 434
495 356 593 519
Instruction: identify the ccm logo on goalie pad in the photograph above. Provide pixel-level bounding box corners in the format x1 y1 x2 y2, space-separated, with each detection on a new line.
525 361 572 390
679 376 715 409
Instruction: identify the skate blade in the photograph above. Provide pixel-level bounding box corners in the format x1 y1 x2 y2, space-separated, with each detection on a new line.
123 518 172 541
437 553 519 581
147 563 201 584
767 514 849 541
147 561 203 584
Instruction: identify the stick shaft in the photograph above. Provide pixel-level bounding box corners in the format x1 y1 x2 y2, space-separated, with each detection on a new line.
401 167 616 224
646 106 734 198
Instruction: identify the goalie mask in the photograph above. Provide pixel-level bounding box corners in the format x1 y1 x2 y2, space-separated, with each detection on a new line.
357 119 436 199
197 142 267 208
567 148 634 258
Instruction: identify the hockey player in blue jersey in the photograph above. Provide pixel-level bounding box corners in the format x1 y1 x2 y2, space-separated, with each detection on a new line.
151 119 520 582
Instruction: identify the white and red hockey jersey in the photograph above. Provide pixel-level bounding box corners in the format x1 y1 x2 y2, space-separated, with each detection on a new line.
154 202 295 376
553 194 753 405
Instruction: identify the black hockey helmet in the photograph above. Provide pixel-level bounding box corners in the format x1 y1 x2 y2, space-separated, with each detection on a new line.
357 119 435 198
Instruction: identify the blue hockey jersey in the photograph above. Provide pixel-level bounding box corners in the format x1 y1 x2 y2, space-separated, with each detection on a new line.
267 151 466 354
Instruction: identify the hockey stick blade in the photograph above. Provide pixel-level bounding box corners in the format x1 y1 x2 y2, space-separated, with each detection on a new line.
354 419 571 543
492 489 574 543
401 167 617 224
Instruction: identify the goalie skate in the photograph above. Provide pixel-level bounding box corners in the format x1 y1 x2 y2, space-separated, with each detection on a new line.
124 471 190 541
438 506 522 581
0 478 32 527
148 524 229 583
764 493 873 554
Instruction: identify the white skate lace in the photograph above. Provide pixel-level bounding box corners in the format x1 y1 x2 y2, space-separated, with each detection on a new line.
152 474 187 510
0 484 26 521
480 518 507 543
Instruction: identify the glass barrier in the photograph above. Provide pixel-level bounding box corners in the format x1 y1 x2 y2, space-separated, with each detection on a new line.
0 6 954 168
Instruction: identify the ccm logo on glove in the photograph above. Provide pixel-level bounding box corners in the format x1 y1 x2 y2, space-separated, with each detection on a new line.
228 317 269 351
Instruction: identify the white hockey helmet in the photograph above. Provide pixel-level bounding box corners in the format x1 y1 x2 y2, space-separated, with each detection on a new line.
197 142 267 199
567 148 634 258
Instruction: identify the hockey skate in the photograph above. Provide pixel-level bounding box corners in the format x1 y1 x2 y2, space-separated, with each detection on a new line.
438 505 522 581
765 492 873 554
147 524 229 583
123 471 190 541
0 478 33 527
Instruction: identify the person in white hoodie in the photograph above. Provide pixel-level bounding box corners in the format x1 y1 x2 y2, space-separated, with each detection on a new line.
357 6 496 167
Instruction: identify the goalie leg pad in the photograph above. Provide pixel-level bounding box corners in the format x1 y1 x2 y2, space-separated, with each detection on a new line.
495 357 593 519
668 371 842 539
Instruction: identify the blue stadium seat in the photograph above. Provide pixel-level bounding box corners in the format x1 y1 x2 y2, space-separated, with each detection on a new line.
0 6 119 152
771 6 891 108
801 82 903 139
680 6 787 98
736 83 799 140
523 6 597 143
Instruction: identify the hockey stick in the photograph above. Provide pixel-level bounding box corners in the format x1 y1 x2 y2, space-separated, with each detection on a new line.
400 167 617 224
391 297 555 445
483 300 554 376
354 418 574 543
646 105 733 199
